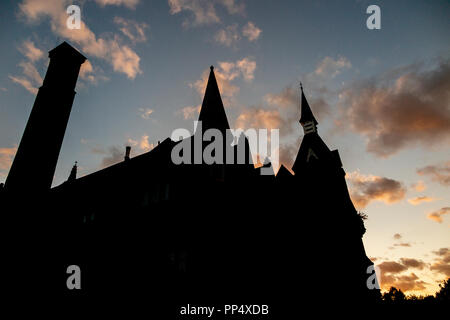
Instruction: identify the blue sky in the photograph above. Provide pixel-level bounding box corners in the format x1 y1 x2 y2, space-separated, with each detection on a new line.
0 0 449 295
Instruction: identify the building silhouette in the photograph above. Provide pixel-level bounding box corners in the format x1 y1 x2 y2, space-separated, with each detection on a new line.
1 42 379 311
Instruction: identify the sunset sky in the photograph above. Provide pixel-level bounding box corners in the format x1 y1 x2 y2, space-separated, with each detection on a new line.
0 0 449 296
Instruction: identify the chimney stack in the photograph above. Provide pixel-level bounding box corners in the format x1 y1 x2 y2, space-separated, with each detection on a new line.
124 146 131 161
5 42 86 193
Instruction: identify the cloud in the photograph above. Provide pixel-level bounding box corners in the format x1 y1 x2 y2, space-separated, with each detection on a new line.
0 146 17 180
387 273 427 292
79 60 109 85
109 42 142 79
18 40 43 62
393 233 402 240
379 261 408 274
168 0 244 27
264 85 330 122
19 61 42 84
79 60 93 78
346 171 407 209
18 0 142 79
417 161 450 187
127 138 138 147
168 0 220 26
399 258 427 270
407 196 437 205
235 108 283 131
242 22 261 42
139 135 154 151
9 75 38 95
433 248 450 258
79 60 104 84
236 57 256 82
9 39 46 94
378 259 429 292
96 135 153 168
178 105 201 120
376 249 450 292
411 180 426 192
138 108 154 119
9 60 43 94
219 0 245 15
189 57 256 99
100 146 124 167
114 17 148 43
426 207 450 223
393 242 412 248
337 59 450 157
214 24 240 47
314 56 351 79
95 0 140 9
431 247 450 277
264 86 297 109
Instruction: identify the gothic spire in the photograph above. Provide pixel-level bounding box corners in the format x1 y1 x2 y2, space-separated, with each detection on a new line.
299 83 318 134
198 66 230 133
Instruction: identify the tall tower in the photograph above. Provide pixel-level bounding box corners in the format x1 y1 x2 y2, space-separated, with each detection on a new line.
290 84 379 301
5 42 86 193
292 84 337 173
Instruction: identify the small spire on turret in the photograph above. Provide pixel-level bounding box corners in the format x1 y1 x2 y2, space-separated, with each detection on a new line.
299 84 318 134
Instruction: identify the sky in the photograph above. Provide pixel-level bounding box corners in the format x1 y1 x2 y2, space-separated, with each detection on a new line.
0 0 449 296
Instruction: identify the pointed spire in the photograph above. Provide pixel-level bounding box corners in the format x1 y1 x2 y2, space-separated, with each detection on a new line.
68 161 77 181
198 65 230 133
299 83 318 134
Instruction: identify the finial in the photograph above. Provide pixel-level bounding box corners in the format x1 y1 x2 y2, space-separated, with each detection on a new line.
74 161 77 166
299 81 303 91
210 65 214 71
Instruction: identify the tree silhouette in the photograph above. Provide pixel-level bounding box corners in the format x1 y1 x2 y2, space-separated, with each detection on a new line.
383 287 406 303
435 278 450 302
381 278 449 304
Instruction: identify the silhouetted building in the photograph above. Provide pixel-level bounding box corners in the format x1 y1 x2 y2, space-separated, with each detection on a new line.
5 42 86 193
2 43 379 311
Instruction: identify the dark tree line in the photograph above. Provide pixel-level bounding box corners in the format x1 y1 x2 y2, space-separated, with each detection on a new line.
382 278 449 304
